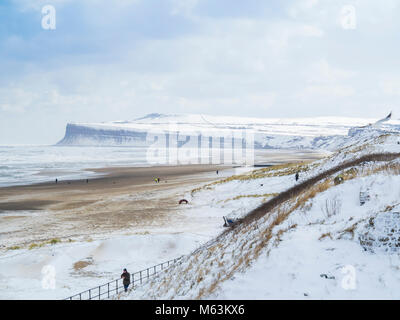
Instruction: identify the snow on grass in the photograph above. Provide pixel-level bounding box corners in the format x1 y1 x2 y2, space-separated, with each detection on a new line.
0 168 244 300
211 173 400 299
0 232 209 299
125 132 400 300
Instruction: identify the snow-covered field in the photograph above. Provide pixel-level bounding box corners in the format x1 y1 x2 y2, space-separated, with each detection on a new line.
0 232 214 300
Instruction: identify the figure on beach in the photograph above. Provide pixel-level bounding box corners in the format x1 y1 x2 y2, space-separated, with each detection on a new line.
295 172 299 182
121 268 131 292
216 170 219 175
55 178 58 184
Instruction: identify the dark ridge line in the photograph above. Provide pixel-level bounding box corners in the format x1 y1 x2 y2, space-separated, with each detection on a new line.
239 152 400 227
131 152 400 295
194 152 400 249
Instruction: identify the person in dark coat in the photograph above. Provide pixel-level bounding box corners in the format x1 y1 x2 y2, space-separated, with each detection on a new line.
295 172 299 182
121 268 131 292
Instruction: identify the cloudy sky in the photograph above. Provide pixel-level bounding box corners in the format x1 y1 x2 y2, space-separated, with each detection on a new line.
1 0 400 144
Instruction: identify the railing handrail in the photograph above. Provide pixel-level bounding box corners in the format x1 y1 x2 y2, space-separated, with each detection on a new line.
64 255 183 300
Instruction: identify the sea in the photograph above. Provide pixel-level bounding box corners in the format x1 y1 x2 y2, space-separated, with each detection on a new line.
0 145 326 187
0 145 150 187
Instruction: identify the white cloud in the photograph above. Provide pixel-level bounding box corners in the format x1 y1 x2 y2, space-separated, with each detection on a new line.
170 0 198 16
380 77 400 96
13 0 141 11
298 85 355 100
13 0 73 11
3 0 400 143
307 60 356 84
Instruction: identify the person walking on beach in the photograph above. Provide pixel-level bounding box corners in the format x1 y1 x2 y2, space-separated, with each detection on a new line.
55 178 58 184
295 172 299 182
121 268 130 292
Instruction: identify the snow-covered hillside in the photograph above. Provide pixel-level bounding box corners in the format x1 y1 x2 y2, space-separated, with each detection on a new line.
58 113 400 151
119 130 400 300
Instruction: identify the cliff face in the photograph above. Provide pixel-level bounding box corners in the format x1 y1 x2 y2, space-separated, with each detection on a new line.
56 114 399 150
57 123 148 146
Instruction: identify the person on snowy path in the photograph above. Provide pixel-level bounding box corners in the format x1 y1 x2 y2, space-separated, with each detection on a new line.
295 172 299 182
121 268 131 292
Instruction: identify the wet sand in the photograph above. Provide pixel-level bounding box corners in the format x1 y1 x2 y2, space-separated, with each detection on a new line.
0 150 326 249
0 165 228 211
0 165 232 249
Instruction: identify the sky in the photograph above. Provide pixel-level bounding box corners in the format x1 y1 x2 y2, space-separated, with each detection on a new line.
0 0 400 144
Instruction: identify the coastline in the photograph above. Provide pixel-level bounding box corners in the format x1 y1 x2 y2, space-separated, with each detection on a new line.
0 149 327 247
0 152 325 299
0 164 235 249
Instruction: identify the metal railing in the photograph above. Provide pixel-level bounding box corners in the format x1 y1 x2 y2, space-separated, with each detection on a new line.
64 256 183 300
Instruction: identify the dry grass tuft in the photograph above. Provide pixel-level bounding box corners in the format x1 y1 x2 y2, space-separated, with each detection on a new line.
154 151 400 300
224 193 279 203
319 232 333 241
73 259 93 271
191 162 311 195
8 246 21 250
338 223 359 240
322 198 342 219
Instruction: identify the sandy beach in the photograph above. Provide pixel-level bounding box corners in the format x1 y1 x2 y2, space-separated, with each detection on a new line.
0 149 327 251
0 165 235 249
0 165 229 210
0 151 326 299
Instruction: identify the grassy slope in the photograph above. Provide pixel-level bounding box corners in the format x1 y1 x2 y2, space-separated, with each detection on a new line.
126 133 400 299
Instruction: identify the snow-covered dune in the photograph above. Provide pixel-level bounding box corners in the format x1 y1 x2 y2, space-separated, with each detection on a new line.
121 129 400 300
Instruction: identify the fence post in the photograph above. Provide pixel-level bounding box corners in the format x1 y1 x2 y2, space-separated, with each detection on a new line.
89 289 91 300
140 271 142 284
108 283 110 299
99 286 101 300
116 279 118 294
79 293 81 300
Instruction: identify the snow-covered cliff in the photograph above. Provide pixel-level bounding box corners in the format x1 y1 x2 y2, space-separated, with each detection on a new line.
57 123 148 146
57 113 399 150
